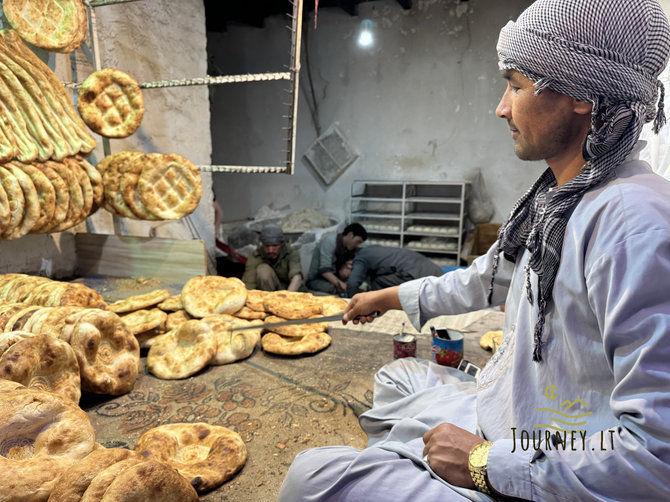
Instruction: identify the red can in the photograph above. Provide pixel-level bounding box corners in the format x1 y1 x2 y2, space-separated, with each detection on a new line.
393 333 417 359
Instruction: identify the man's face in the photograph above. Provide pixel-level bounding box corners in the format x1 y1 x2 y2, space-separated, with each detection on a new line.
496 70 589 164
263 243 282 260
338 260 353 280
342 232 365 251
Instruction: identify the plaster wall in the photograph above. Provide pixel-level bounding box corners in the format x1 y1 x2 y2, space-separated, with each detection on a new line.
209 0 539 225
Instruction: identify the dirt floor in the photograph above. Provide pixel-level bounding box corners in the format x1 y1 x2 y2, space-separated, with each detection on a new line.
78 277 503 501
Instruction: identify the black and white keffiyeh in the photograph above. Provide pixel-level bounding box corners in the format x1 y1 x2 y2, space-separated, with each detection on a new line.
492 0 670 361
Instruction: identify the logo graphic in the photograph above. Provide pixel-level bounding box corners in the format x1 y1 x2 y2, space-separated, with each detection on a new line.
535 384 592 432
510 385 615 452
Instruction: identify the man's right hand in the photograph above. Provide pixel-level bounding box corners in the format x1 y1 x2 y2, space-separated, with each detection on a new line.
336 280 347 293
342 286 402 324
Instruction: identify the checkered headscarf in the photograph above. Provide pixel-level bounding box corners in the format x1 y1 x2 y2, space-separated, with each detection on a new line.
491 0 670 361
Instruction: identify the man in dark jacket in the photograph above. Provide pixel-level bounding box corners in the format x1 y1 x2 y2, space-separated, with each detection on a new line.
242 226 303 291
338 245 443 298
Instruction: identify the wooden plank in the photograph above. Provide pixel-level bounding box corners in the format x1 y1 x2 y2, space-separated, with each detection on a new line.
74 233 206 284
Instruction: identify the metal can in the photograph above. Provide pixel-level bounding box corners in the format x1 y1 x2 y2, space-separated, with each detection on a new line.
393 333 417 359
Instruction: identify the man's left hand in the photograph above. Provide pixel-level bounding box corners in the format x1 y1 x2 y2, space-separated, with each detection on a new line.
422 423 485 488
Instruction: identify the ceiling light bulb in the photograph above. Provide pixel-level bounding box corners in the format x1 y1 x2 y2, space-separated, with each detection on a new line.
358 19 374 48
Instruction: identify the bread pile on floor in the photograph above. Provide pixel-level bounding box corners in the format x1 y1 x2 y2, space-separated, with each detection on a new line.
104 276 348 380
0 378 246 500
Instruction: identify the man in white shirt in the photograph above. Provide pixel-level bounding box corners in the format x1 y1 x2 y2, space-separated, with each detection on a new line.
279 0 670 500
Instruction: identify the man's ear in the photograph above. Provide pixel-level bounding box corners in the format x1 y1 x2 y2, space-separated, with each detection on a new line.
574 99 593 115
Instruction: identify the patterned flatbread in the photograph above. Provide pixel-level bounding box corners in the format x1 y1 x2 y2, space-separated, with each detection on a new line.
2 0 87 52
77 68 144 138
136 153 202 220
120 308 167 335
108 289 171 314
181 276 247 318
261 331 331 355
263 291 323 320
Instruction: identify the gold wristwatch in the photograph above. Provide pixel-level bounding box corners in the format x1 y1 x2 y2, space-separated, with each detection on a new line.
468 440 494 495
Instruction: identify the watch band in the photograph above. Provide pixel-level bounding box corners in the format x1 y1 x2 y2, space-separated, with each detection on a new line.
468 440 494 495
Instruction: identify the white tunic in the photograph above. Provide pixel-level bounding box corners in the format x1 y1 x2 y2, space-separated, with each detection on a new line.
279 156 670 501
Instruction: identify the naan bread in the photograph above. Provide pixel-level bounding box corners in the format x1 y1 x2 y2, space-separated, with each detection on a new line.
263 315 328 338
49 448 141 502
201 314 261 365
181 276 247 318
77 68 144 138
2 0 87 52
134 422 247 494
68 309 140 395
136 153 202 220
108 289 171 314
121 308 167 335
147 320 215 380
263 291 323 320
479 330 503 351
98 460 199 502
0 333 81 402
0 385 95 501
262 331 331 355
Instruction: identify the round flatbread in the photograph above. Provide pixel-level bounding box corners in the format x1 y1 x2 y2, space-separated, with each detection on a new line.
262 331 331 355
263 291 323 320
263 315 328 338
133 422 247 494
147 320 215 379
77 68 144 138
68 309 140 395
4 163 39 239
31 162 69 233
479 330 503 351
49 448 141 502
181 276 247 318
0 165 25 237
201 314 261 365
136 153 202 220
0 333 81 403
13 161 55 233
0 385 95 501
98 460 200 502
108 288 172 314
2 0 87 52
121 308 167 335
157 295 183 312
0 175 11 229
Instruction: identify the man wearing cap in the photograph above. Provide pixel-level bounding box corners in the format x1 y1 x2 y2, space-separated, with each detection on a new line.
242 226 303 292
279 0 670 500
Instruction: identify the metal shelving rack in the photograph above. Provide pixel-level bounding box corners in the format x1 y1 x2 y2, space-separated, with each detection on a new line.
349 180 470 267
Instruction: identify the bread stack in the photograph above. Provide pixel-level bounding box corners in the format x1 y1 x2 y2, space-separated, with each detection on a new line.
259 290 342 356
0 381 97 501
97 151 203 220
0 274 140 396
0 29 100 239
0 273 107 309
0 381 221 500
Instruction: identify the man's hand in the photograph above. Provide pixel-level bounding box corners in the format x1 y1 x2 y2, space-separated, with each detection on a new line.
336 280 347 294
422 423 485 489
342 286 402 324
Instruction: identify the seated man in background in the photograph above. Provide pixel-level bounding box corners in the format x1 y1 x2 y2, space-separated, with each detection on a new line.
242 226 303 292
338 245 443 298
306 222 368 295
